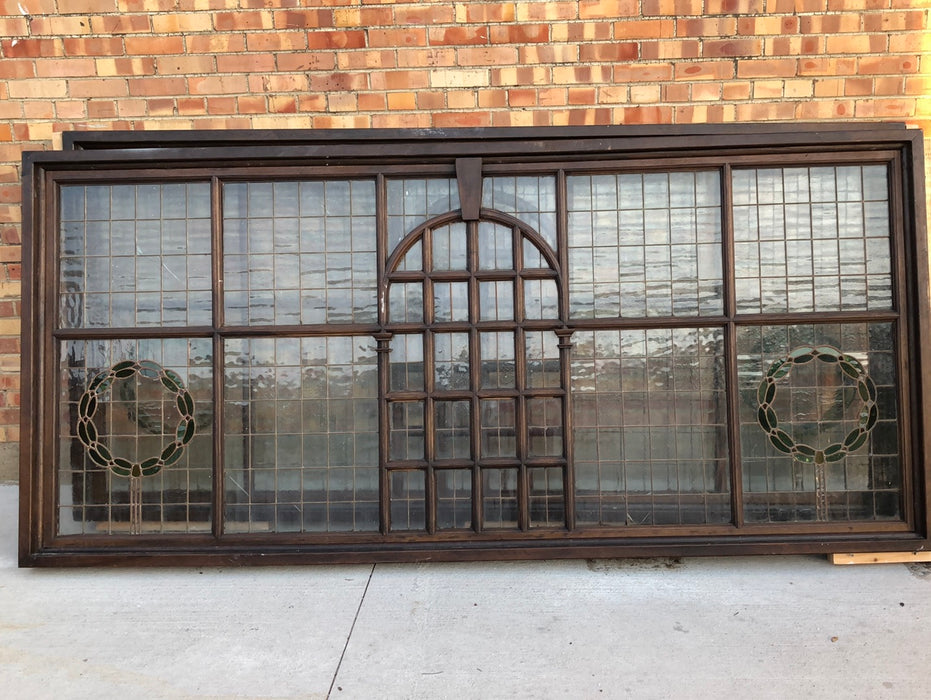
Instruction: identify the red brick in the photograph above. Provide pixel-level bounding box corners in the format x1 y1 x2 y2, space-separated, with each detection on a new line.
676 61 735 80
797 58 859 76
214 11 273 31
307 30 366 50
579 43 639 62
127 77 187 97
464 3 516 22
370 70 431 91
736 58 797 79
275 9 334 29
705 0 764 13
368 28 427 48
458 47 519 66
36 58 97 78
394 5 455 24
216 54 277 73
677 18 736 36
640 40 700 60
642 0 704 14
187 34 247 54
621 106 674 124
857 56 919 75
1 38 62 59
704 39 762 58
67 79 129 98
613 63 674 83
89 14 151 34
0 60 36 79
188 75 250 95
277 53 337 72
124 36 186 56
614 19 675 39
428 26 490 46
579 0 638 19
433 112 493 128
246 32 307 52
62 37 124 56
309 72 368 92
824 34 888 55
156 55 217 75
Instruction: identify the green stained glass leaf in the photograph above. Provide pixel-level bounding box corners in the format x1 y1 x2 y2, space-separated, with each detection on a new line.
161 375 180 392
814 346 841 362
795 443 816 458
138 360 161 379
160 443 177 462
77 420 90 445
88 447 109 466
163 446 184 466
789 346 815 362
824 450 847 463
767 359 791 379
79 392 91 416
770 430 795 453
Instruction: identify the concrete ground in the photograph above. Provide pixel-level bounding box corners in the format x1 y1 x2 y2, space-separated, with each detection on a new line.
1 483 929 699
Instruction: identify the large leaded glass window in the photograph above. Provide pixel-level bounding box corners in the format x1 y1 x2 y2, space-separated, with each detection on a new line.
21 126 930 565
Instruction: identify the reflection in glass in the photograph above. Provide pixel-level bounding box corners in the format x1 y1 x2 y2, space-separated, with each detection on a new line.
437 470 472 529
389 334 424 392
483 468 518 528
479 281 514 321
572 327 730 526
480 332 515 389
527 397 563 457
481 399 517 458
434 281 469 322
389 401 425 461
223 336 379 533
388 282 424 324
526 330 560 388
478 222 513 270
390 470 426 531
529 467 564 528
387 178 459 250
482 175 557 250
434 333 470 391
432 222 468 271
435 400 471 459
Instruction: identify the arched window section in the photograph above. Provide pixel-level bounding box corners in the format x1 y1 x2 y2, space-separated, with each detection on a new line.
379 209 571 534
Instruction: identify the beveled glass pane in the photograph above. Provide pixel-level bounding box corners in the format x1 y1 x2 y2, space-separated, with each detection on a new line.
526 330 560 389
529 467 564 528
478 281 514 321
389 334 424 392
435 400 471 459
523 279 558 319
433 281 469 323
432 222 468 271
737 322 901 523
389 401 425 461
388 282 423 324
482 175 557 250
59 183 212 329
480 399 516 458
390 470 426 531
480 332 515 389
477 221 513 270
223 180 377 326
571 327 730 527
436 469 472 529
567 171 723 319
482 468 518 529
733 166 892 314
58 338 213 535
434 332 470 391
223 336 379 534
527 397 563 457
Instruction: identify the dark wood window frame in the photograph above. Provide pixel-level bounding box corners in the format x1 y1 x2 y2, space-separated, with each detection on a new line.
19 124 931 566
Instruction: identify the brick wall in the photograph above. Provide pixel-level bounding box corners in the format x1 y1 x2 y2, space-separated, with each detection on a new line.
1 0 929 478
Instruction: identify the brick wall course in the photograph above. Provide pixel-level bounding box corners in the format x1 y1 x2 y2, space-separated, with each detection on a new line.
0 0 929 454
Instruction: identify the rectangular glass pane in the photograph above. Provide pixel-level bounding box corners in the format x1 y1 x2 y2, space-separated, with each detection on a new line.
435 400 471 459
59 183 212 328
223 336 379 533
433 281 469 322
526 330 560 389
436 469 472 529
478 281 514 321
58 338 213 535
388 282 424 324
477 222 513 270
571 328 730 527
389 401 425 461
432 222 468 271
223 180 377 325
480 399 517 458
389 334 424 392
434 332 470 391
529 467 564 528
390 470 426 531
737 323 901 523
733 165 891 314
482 468 518 529
480 332 515 389
567 171 723 319
527 397 563 457
523 279 558 320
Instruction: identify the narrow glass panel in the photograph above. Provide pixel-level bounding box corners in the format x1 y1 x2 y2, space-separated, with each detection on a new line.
482 468 519 529
389 401 425 461
397 241 422 272
390 470 426 531
567 171 723 319
224 180 377 326
435 400 471 459
436 469 472 529
733 166 892 314
526 330 560 389
527 397 563 457
480 399 517 458
223 337 379 533
737 323 901 523
432 222 468 271
58 338 213 535
571 328 730 527
479 332 515 389
59 183 212 328
478 281 514 321
477 222 513 270
523 279 558 319
482 175 558 251
389 334 424 392
529 467 565 528
433 281 469 322
388 282 423 324
434 333 470 391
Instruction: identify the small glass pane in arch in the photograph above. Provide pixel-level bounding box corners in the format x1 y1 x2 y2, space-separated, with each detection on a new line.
478 221 513 270
432 222 468 271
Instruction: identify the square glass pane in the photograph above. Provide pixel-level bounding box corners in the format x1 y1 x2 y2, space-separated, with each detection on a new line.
433 281 469 322
478 281 514 321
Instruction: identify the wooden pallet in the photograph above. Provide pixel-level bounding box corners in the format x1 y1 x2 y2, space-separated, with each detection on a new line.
830 551 931 565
